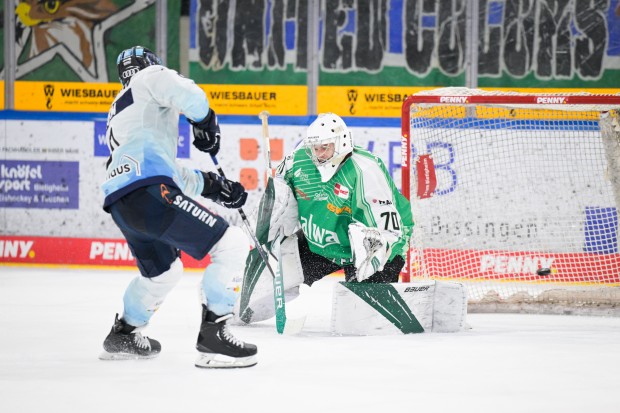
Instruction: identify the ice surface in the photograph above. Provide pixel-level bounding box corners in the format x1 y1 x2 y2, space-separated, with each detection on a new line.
1 266 619 413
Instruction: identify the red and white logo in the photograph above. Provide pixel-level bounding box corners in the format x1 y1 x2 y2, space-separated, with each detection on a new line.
439 96 468 104
333 183 349 199
0 239 35 259
90 241 134 261
536 96 566 104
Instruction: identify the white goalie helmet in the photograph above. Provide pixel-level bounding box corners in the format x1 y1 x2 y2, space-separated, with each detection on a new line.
304 113 353 182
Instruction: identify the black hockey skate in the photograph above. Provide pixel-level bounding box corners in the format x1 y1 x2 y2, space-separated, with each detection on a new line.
195 305 258 368
99 314 161 360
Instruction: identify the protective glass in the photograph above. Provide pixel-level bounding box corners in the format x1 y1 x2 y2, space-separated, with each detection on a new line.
305 138 338 165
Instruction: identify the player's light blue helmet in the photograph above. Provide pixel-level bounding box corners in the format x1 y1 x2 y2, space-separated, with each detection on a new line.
116 46 162 87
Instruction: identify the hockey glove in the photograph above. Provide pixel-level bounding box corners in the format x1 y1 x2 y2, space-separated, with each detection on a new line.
190 109 221 155
201 171 248 209
348 222 393 282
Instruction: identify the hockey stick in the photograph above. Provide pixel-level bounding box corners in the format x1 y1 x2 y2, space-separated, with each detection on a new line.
258 111 306 334
259 110 274 178
209 153 304 335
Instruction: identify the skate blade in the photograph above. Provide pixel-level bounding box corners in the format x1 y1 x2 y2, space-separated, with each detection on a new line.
98 351 160 361
194 353 258 369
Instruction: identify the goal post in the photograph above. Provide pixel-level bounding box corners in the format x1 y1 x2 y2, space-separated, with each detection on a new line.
400 87 620 315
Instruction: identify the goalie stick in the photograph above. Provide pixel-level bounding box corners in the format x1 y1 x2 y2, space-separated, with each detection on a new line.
259 110 306 333
210 151 304 335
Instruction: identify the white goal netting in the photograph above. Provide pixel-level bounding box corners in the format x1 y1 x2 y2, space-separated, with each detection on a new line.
401 88 620 315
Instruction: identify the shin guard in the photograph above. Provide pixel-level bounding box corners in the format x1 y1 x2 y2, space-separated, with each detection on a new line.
201 226 250 316
123 257 184 327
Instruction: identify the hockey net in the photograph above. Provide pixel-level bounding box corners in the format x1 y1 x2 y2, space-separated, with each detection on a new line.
401 87 620 315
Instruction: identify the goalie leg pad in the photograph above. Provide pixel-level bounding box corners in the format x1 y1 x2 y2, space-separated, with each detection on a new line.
280 233 305 288
236 234 304 323
123 257 184 327
331 280 467 335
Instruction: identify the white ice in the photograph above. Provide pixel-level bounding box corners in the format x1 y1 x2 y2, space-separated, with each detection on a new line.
1 266 619 413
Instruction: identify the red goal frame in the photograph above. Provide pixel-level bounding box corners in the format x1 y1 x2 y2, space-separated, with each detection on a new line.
400 92 620 282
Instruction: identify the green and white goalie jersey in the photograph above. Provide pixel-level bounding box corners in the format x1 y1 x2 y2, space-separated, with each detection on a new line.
277 146 414 266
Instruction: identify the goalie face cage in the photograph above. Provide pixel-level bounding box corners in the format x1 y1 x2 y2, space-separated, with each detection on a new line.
401 88 620 315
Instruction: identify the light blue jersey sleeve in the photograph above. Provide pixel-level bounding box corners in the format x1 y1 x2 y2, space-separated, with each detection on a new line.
142 67 211 123
101 66 210 206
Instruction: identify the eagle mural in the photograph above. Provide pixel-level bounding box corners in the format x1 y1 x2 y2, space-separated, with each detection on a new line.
16 0 117 74
10 0 155 82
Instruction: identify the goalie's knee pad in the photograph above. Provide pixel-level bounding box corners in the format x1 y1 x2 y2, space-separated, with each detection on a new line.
236 234 304 323
123 257 184 326
202 226 250 316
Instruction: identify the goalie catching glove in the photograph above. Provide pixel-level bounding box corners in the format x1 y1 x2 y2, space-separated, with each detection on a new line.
190 109 221 155
348 222 396 282
201 171 247 209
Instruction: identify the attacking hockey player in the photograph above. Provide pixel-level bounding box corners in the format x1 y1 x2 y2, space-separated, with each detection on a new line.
238 113 415 325
99 46 257 368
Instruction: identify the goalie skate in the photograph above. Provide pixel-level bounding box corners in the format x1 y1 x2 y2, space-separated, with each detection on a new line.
195 306 257 368
99 314 161 360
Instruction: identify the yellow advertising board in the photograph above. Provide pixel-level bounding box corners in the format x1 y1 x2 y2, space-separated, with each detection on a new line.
12 81 306 115
0 81 4 109
14 81 121 112
318 86 620 118
197 84 307 116
8 82 619 116
318 86 434 117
